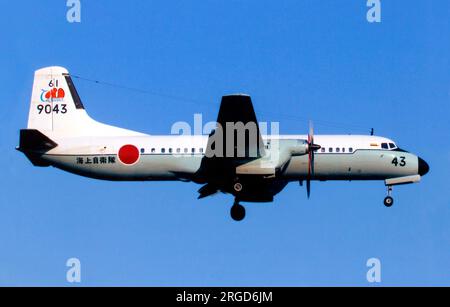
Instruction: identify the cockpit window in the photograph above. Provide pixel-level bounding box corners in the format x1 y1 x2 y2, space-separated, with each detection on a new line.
381 143 389 149
389 143 396 149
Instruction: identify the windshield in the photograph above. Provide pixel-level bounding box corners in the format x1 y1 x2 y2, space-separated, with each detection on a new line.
381 142 397 150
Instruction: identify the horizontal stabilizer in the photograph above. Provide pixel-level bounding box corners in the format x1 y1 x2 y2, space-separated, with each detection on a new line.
17 129 58 167
18 129 58 152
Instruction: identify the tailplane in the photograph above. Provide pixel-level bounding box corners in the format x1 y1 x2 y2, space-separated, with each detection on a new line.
17 129 58 166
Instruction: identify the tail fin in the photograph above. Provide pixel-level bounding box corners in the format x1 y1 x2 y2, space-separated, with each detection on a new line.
27 66 90 134
27 66 144 137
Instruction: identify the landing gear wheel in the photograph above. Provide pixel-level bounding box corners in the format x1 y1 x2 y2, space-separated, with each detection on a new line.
384 196 394 207
233 182 243 193
231 203 246 221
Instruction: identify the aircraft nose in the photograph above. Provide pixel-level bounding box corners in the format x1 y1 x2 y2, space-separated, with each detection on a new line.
418 157 429 176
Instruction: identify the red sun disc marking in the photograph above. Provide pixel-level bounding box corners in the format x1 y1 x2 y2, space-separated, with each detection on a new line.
118 145 140 165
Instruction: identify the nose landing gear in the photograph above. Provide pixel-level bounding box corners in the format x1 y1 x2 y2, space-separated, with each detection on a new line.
230 199 246 221
383 185 394 207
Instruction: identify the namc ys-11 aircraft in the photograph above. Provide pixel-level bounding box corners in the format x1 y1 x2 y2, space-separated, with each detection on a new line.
18 67 429 221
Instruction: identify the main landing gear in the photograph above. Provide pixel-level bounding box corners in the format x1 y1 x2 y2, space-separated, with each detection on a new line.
231 200 246 221
384 185 394 207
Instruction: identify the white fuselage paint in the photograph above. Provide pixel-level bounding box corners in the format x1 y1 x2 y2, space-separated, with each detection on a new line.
41 134 420 182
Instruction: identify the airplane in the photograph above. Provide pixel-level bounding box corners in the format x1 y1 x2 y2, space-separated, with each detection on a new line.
17 66 429 221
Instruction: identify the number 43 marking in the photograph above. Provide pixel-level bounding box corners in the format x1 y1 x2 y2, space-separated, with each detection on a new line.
392 156 406 167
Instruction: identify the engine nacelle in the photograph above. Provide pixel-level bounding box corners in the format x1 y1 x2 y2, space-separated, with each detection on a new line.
284 139 309 156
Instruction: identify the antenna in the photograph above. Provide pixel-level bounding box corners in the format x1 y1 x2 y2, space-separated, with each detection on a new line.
370 128 374 136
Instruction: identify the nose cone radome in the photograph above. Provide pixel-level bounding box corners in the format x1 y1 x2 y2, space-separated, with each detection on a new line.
418 157 429 176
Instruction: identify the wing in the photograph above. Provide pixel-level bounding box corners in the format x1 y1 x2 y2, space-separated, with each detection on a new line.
196 94 266 183
215 94 265 159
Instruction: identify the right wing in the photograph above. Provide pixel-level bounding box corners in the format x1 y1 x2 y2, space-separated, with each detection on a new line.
196 94 266 182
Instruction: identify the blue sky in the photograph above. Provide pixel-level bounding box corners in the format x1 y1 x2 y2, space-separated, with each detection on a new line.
0 0 449 286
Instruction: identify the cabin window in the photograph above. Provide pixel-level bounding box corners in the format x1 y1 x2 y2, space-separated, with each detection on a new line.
161 148 165 153
140 148 145 154
336 148 340 153
191 148 196 154
329 147 333 153
381 143 389 149
151 148 155 153
176 148 181 153
342 148 345 153
349 147 353 153
168 148 173 153
321 148 325 153
184 148 188 153
199 148 204 153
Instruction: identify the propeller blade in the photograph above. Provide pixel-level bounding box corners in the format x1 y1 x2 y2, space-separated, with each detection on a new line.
308 150 312 176
306 178 311 198
306 120 320 199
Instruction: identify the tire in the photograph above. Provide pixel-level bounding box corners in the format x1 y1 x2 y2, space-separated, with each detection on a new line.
230 204 246 221
384 196 394 207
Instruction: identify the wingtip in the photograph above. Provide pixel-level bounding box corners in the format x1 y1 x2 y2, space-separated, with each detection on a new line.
223 93 251 97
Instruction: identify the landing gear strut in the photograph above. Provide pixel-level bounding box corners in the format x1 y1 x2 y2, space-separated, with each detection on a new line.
384 185 394 207
231 200 246 221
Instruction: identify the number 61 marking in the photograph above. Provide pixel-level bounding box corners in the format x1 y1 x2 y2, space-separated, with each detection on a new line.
392 156 406 167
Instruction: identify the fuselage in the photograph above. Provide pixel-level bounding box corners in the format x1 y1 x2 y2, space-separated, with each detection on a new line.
41 134 424 182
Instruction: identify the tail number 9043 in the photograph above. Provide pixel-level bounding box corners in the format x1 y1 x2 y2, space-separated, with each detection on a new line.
37 104 67 114
392 156 406 167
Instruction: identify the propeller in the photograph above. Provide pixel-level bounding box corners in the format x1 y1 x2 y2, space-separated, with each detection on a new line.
306 121 321 198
